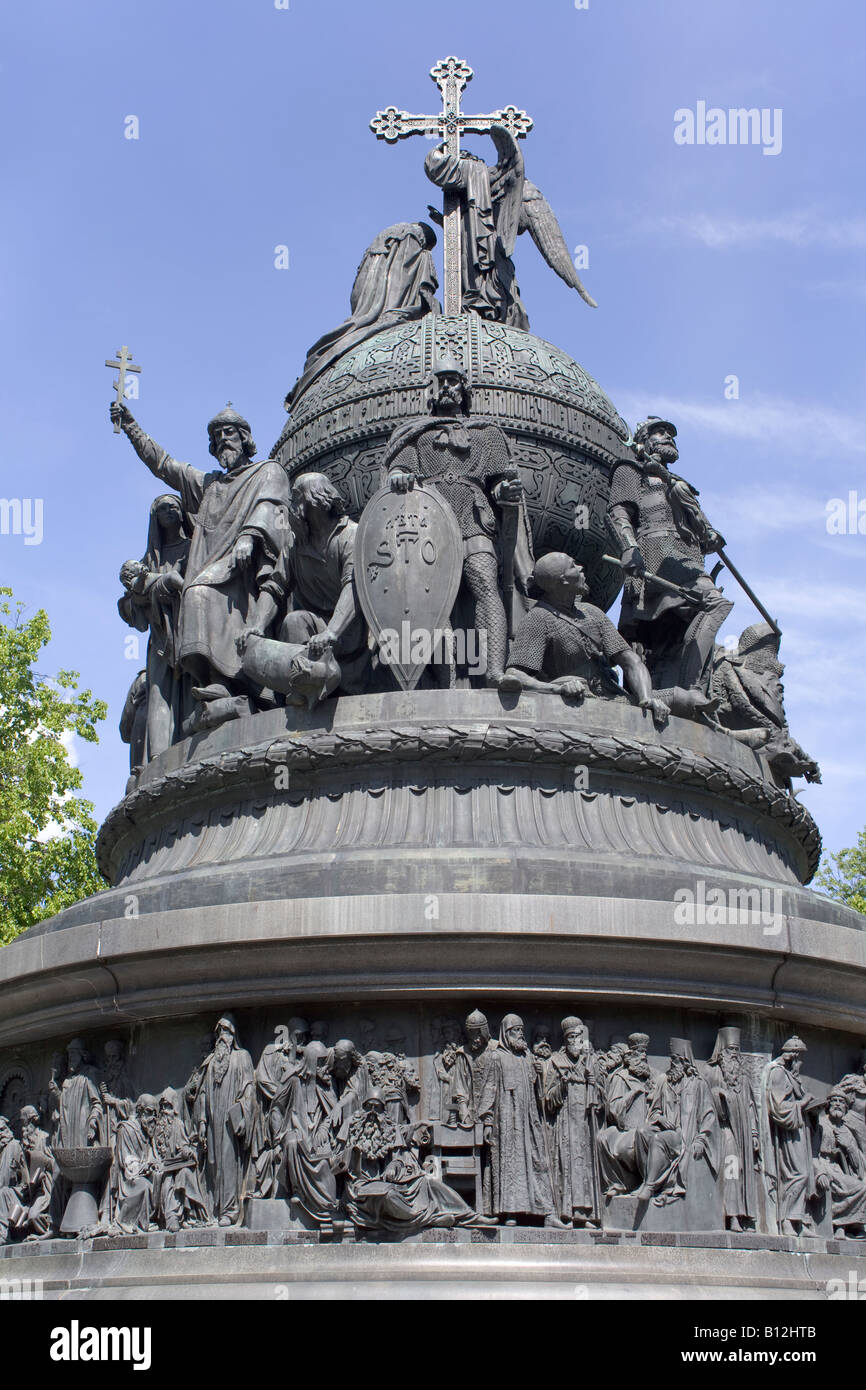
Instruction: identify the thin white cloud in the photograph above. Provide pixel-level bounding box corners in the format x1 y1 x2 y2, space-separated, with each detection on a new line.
613 392 866 457
646 210 866 251
756 581 866 627
701 486 828 534
698 489 866 559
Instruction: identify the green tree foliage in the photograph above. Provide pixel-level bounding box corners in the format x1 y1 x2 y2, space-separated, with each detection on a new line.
0 588 107 944
815 829 866 917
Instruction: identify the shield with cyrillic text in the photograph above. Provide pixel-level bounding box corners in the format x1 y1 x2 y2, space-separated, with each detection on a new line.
355 482 463 690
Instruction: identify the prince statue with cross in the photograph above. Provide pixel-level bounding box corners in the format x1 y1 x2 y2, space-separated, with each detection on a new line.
109 395 290 731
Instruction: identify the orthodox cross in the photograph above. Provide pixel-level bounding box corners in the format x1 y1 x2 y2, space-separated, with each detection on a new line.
371 57 533 316
105 345 142 432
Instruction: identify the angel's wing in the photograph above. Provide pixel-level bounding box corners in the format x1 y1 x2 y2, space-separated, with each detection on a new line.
519 180 597 307
488 125 525 258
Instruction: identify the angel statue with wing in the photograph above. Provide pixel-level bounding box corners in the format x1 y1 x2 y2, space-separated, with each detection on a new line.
424 124 596 329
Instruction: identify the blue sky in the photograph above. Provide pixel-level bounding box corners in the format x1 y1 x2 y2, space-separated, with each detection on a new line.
2 0 865 860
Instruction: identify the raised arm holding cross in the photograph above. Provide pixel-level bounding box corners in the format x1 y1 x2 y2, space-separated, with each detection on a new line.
105 346 142 432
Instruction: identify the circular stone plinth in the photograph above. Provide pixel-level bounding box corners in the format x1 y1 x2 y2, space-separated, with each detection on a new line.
3 691 862 1042
2 688 864 1288
96 689 821 888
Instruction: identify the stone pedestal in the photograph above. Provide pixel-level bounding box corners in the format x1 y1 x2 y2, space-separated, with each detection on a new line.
1 691 863 1293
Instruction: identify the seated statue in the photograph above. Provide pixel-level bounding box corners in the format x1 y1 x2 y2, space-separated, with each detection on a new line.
815 1089 866 1238
596 1034 680 1202
151 1089 210 1232
639 1039 719 1207
238 472 369 705
501 552 669 724
111 1095 159 1234
343 1091 494 1233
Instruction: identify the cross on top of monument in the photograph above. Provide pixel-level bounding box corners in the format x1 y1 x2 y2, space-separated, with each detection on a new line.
370 57 533 146
371 57 533 315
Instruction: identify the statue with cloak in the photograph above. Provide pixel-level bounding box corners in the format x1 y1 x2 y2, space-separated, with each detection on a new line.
117 493 192 760
187 1015 257 1226
759 1036 821 1235
476 1014 561 1224
329 1040 371 1144
0 1120 27 1246
543 1016 599 1227
111 1095 158 1234
251 1027 303 1200
282 1041 341 1230
110 400 291 729
641 1039 720 1207
151 1088 210 1231
432 1017 473 1127
286 221 439 410
705 1025 761 1232
815 1089 866 1237
424 125 597 330
49 1039 102 1150
342 1091 489 1233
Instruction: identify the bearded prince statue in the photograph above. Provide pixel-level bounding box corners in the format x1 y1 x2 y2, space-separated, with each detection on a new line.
110 400 291 730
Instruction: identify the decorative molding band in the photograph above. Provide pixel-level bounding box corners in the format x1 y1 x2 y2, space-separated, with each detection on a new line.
96 719 821 886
